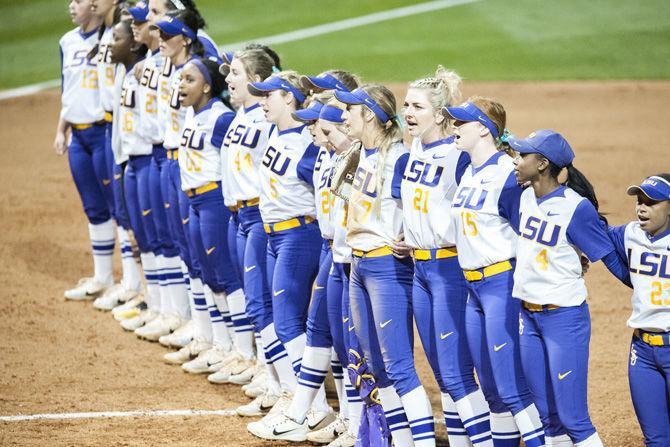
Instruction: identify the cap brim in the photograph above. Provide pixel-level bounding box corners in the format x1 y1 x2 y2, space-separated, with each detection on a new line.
334 90 362 105
222 52 234 64
507 137 538 154
442 106 476 121
292 109 321 122
301 76 332 92
153 21 179 35
247 81 279 97
626 184 667 201
128 8 148 22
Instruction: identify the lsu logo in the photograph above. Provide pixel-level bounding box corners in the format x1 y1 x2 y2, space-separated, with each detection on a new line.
262 145 290 176
169 87 180 109
520 216 561 247
452 187 487 210
627 250 670 278
181 127 205 151
403 160 444 187
352 167 377 198
120 87 136 108
224 124 261 150
318 167 332 190
140 66 160 90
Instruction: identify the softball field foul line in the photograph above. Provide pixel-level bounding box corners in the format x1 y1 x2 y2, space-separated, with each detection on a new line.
0 408 238 422
0 0 479 101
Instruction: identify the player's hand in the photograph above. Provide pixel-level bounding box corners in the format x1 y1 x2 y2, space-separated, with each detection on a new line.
54 132 67 155
390 238 412 259
581 254 590 276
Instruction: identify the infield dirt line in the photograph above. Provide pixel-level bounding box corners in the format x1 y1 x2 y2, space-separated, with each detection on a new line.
0 408 239 422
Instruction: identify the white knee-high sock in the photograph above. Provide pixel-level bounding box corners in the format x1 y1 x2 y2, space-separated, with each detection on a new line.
162 255 188 318
139 252 160 311
546 434 573 447
284 333 307 375
401 386 435 447
89 220 115 285
255 332 263 362
117 227 141 291
346 373 363 437
513 404 544 447
575 432 602 447
173 261 191 319
331 353 347 418
227 288 255 359
442 392 473 447
260 323 297 393
155 254 170 314
378 386 415 447
189 276 211 342
453 389 492 447
491 412 521 447
288 346 331 422
208 289 232 350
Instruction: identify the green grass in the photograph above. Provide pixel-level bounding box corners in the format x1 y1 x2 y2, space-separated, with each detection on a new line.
1 0 669 89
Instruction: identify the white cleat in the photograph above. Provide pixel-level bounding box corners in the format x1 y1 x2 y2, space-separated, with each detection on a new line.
326 431 357 447
181 345 231 374
159 319 193 348
307 408 336 432
247 412 309 442
64 277 112 301
112 296 145 321
242 369 268 398
163 338 211 365
236 390 281 417
120 309 157 331
135 313 183 341
227 358 257 385
94 284 139 311
307 413 348 444
206 352 244 384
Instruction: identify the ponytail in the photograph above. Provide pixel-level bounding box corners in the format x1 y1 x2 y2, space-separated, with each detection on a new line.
554 163 607 224
87 3 125 61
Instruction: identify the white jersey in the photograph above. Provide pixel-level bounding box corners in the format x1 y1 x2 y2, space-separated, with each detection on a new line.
332 196 352 264
163 63 186 150
157 57 175 142
314 147 336 239
449 151 522 270
259 126 319 223
222 103 274 204
401 137 470 249
95 27 116 113
613 223 670 332
59 27 104 124
137 51 163 145
119 62 153 157
110 64 127 164
179 99 234 190
514 186 614 307
346 142 409 252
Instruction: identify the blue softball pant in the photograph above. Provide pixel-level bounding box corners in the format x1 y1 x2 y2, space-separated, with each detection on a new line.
236 205 273 331
519 301 596 443
349 253 421 396
123 154 157 254
465 267 535 415
67 124 112 225
150 147 178 257
186 184 241 295
104 121 130 228
413 254 479 401
628 331 670 447
161 157 199 277
228 210 243 284
331 262 360 359
306 241 335 349
266 220 321 344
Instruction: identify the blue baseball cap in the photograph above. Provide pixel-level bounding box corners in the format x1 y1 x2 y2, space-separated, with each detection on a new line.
247 76 306 105
128 1 149 22
627 176 670 201
443 102 500 140
153 16 197 41
319 105 345 124
222 51 234 64
334 88 390 124
508 130 575 168
292 101 324 122
301 73 349 92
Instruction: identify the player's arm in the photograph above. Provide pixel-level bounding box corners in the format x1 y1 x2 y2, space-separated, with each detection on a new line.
498 171 524 233
54 117 70 155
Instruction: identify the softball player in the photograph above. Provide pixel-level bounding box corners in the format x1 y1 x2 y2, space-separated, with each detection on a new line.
335 84 431 447
57 0 116 302
247 71 330 417
399 68 493 447
445 98 545 447
218 50 297 414
608 174 670 447
510 130 632 447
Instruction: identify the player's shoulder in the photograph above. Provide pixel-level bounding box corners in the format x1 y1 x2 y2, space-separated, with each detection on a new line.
60 27 85 45
388 141 409 157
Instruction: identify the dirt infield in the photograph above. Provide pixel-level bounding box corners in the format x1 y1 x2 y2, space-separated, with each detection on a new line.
1 81 668 446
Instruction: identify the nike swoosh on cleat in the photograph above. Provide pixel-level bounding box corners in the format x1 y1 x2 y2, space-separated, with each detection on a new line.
244 265 257 272
558 370 573 380
308 421 322 430
273 427 295 436
274 289 285 297
493 343 507 352
380 319 392 329
260 404 274 411
440 331 454 340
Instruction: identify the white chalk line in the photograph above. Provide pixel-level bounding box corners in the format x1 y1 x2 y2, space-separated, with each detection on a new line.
0 408 238 422
0 0 478 101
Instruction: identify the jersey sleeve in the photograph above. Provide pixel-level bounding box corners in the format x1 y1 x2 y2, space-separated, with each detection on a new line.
601 251 633 288
391 152 410 199
607 224 629 263
296 143 320 186
199 36 222 63
455 151 471 185
59 43 64 94
211 111 236 149
497 171 523 233
566 200 614 262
